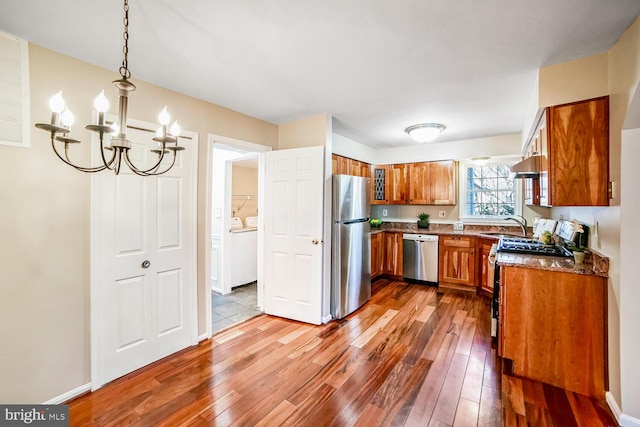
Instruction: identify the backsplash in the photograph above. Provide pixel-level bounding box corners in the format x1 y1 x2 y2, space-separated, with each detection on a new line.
376 221 529 235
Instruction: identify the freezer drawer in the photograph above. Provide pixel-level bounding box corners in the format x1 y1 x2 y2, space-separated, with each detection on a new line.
403 234 439 284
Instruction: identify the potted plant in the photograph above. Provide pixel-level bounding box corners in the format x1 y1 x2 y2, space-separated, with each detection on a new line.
417 212 430 229
567 243 586 265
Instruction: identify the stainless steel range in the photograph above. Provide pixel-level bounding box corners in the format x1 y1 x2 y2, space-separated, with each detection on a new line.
497 236 573 258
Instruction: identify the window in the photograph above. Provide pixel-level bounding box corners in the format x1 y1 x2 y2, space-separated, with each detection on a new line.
0 31 30 148
464 163 516 217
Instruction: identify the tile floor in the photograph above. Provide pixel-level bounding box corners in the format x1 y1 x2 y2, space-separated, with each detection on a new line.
211 282 262 334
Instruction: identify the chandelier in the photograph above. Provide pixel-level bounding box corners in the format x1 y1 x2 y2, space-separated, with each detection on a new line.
35 0 184 176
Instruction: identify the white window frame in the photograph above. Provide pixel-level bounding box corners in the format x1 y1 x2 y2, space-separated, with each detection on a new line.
458 157 522 224
0 31 30 148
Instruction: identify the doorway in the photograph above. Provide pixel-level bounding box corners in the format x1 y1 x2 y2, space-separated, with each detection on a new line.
206 135 271 337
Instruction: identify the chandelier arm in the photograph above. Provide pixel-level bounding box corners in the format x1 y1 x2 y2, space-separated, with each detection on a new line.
50 133 110 173
123 149 177 176
98 134 118 170
123 146 169 175
149 152 178 175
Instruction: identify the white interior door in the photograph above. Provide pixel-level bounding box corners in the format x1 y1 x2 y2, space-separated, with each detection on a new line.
91 119 197 387
263 146 324 325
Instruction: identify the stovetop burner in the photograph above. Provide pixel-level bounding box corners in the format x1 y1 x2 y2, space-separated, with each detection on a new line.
497 237 573 258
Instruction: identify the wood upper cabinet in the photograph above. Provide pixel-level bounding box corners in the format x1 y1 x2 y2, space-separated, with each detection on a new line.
350 159 372 177
359 162 371 178
338 155 350 175
383 232 403 276
371 232 384 279
438 235 475 288
429 161 456 205
499 266 606 399
332 154 370 178
408 162 430 204
370 164 389 204
476 238 496 293
409 161 456 205
388 164 409 204
536 96 609 207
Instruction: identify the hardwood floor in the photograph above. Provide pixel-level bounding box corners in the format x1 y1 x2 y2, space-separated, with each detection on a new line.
68 279 617 426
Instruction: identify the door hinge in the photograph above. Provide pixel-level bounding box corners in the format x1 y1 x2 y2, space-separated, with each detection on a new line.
608 181 614 199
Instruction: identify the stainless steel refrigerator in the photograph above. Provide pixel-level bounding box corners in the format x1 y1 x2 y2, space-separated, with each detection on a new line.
331 175 371 319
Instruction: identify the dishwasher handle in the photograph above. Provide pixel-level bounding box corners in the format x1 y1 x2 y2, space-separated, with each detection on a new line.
402 234 439 242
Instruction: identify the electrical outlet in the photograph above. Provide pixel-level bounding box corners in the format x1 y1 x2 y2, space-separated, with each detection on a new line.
439 211 446 218
382 209 388 217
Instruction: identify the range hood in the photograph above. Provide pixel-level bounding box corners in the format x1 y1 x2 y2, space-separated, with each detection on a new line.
510 155 541 179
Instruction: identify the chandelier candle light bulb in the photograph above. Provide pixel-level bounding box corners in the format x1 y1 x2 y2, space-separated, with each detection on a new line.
94 90 109 125
61 108 75 128
49 91 66 125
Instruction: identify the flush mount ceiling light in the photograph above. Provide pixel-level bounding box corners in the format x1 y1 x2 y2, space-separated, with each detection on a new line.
472 157 490 166
404 123 446 143
34 0 184 176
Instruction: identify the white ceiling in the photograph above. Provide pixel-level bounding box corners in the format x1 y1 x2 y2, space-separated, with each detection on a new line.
1 1 639 149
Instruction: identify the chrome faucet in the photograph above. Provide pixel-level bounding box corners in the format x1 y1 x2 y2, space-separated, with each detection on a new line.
503 215 528 236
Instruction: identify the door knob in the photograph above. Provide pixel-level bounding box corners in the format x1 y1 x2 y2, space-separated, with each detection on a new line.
141 260 151 269
312 239 319 245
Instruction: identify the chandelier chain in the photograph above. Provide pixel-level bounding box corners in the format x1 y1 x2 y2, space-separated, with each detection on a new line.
120 0 131 80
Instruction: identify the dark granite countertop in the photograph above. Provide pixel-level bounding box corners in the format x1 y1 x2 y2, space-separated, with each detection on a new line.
370 221 609 277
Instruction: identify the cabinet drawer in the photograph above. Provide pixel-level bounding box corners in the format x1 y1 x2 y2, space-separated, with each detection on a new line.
441 236 473 248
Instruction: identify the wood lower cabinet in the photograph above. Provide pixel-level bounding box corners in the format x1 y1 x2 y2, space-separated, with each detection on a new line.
499 266 606 399
370 232 384 279
438 235 475 288
383 232 403 276
476 237 496 293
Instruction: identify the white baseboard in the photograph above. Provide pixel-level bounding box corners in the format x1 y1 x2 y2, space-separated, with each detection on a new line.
321 314 333 324
43 383 91 404
607 392 640 427
621 414 640 427
198 332 211 342
607 392 622 422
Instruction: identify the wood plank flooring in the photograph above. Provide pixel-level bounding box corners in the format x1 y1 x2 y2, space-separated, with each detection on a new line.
68 279 618 426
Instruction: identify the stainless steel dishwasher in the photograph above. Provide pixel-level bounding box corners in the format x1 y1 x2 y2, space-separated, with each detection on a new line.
403 234 439 285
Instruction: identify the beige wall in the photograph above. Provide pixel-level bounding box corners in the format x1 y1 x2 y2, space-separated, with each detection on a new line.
0 43 277 404
231 165 259 222
538 51 610 108
278 113 329 149
536 17 640 421
611 16 640 423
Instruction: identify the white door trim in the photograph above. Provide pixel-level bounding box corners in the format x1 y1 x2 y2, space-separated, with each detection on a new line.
204 134 271 339
90 117 199 389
